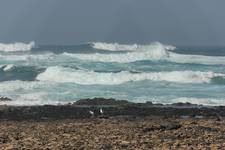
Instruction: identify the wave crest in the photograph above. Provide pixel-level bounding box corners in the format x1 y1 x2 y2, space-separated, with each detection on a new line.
91 42 175 51
36 66 224 85
63 42 173 63
64 42 225 65
0 41 35 52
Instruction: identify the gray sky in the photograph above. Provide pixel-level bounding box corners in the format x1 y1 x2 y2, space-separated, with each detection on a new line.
0 0 225 46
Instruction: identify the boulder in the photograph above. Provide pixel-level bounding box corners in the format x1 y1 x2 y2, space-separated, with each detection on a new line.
0 96 12 101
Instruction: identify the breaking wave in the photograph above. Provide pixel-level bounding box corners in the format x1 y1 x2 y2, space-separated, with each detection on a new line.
91 42 175 51
36 66 225 85
0 52 55 62
63 42 172 63
1 42 225 65
0 41 35 52
63 42 225 65
0 80 60 106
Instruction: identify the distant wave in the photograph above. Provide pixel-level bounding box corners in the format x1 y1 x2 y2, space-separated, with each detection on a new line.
0 41 35 52
1 42 225 65
36 66 225 85
91 42 175 51
64 42 225 65
63 42 172 62
0 52 54 62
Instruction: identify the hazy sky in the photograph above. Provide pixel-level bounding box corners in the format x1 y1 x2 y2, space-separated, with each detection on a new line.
0 0 225 46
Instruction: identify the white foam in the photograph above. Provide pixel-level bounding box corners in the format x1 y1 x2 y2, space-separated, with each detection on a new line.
65 42 225 65
0 52 55 62
0 80 43 105
0 80 49 92
168 53 225 65
63 42 172 63
0 41 35 52
0 92 67 106
0 92 45 106
131 96 225 106
91 42 175 51
0 80 59 105
172 97 225 106
36 66 224 85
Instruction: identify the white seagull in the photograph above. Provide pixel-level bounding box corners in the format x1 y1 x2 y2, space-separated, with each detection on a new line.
89 110 94 116
100 108 103 115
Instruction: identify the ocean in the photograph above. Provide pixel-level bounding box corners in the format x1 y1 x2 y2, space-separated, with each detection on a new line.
0 42 225 106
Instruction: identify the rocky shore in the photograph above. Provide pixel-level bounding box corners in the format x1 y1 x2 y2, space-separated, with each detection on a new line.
1 98 225 149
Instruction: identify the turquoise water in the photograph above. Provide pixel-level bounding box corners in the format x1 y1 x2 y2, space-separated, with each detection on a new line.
0 42 225 105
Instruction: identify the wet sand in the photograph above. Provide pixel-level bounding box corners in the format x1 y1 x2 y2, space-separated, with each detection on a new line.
1 98 225 149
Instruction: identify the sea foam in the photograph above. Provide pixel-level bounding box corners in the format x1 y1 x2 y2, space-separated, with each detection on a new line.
64 42 225 65
63 42 172 63
0 80 62 106
0 41 35 52
172 97 225 106
36 66 225 85
91 42 175 51
0 52 55 62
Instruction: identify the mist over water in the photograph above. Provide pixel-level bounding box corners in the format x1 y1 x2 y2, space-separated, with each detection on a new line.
0 41 225 106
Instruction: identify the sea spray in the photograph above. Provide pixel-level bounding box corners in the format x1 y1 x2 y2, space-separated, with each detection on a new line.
0 41 35 52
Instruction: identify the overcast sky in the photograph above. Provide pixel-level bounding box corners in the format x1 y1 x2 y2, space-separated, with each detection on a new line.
0 0 225 46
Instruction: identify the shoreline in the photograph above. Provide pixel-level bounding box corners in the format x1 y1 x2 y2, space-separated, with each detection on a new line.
0 98 224 121
1 98 225 149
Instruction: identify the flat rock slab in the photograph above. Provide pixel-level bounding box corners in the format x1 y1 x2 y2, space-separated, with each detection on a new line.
0 98 224 121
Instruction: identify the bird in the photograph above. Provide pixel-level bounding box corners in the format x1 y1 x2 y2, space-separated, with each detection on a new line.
89 110 94 117
100 108 103 115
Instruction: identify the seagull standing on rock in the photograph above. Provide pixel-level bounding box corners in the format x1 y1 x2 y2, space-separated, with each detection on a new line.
100 108 103 115
89 110 94 117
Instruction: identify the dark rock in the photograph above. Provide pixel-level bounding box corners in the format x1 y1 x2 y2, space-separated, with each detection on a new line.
171 102 198 107
142 126 161 132
215 113 223 121
120 141 130 148
164 124 182 130
180 115 190 119
145 101 153 105
0 97 12 101
143 124 181 132
142 127 151 132
100 144 113 149
74 98 131 106
195 126 218 132
161 124 181 131
0 134 9 144
0 98 225 121
185 125 218 132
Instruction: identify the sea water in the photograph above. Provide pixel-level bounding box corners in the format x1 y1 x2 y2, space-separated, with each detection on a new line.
0 41 225 105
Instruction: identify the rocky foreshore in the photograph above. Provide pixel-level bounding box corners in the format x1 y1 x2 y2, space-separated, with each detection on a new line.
0 98 224 121
1 98 225 149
